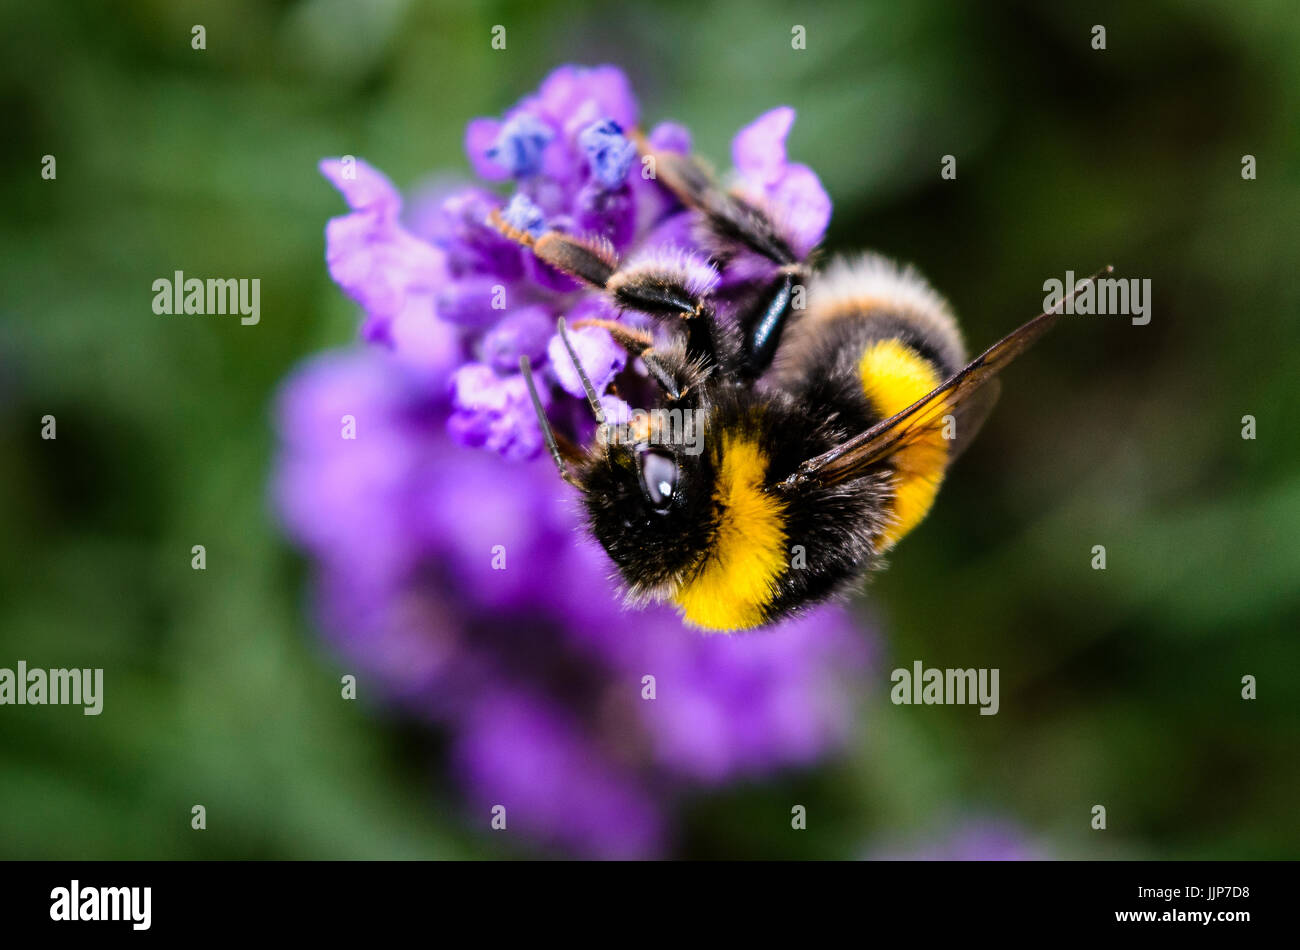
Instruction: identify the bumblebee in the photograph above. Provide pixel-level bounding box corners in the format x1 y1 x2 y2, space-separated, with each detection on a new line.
490 140 1109 632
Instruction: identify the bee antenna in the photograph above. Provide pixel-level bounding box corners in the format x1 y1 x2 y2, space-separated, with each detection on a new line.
556 317 607 426
519 355 582 489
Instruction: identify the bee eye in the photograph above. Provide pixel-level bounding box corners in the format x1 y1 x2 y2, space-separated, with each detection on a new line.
638 449 678 512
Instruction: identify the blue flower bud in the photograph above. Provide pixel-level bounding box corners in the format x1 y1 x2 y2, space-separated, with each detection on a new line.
578 118 636 190
501 192 546 238
487 112 554 178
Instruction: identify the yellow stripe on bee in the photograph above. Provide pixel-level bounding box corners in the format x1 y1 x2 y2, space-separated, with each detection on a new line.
673 434 788 632
858 338 949 551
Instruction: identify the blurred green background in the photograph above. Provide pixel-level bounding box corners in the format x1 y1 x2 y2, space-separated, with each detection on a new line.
1 0 1297 859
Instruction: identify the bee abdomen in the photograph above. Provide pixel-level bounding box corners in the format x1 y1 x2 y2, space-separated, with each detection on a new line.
776 252 966 383
773 253 967 554
671 431 791 632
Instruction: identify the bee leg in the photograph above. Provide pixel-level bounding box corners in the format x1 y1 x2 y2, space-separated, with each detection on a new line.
600 249 741 374
736 269 805 379
635 141 812 377
488 209 621 287
487 208 705 320
488 209 735 373
571 318 684 400
634 139 798 267
570 318 652 356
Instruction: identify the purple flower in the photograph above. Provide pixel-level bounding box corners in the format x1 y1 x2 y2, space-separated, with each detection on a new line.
271 346 874 857
448 362 546 461
453 690 665 859
465 65 638 183
546 323 627 398
318 64 832 462
290 67 859 857
318 158 449 357
480 305 554 371
732 106 832 259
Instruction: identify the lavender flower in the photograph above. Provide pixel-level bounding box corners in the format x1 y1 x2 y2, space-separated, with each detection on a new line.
318 63 832 460
278 65 865 857
318 157 450 362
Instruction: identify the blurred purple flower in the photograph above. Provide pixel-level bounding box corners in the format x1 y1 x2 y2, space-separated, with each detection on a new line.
284 65 862 858
273 346 873 857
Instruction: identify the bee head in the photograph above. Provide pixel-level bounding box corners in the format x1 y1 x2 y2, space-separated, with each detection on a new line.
578 424 717 603
519 322 720 602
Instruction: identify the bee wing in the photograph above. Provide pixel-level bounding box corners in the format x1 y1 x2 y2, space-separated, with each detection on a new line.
788 267 1111 488
943 376 1000 464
